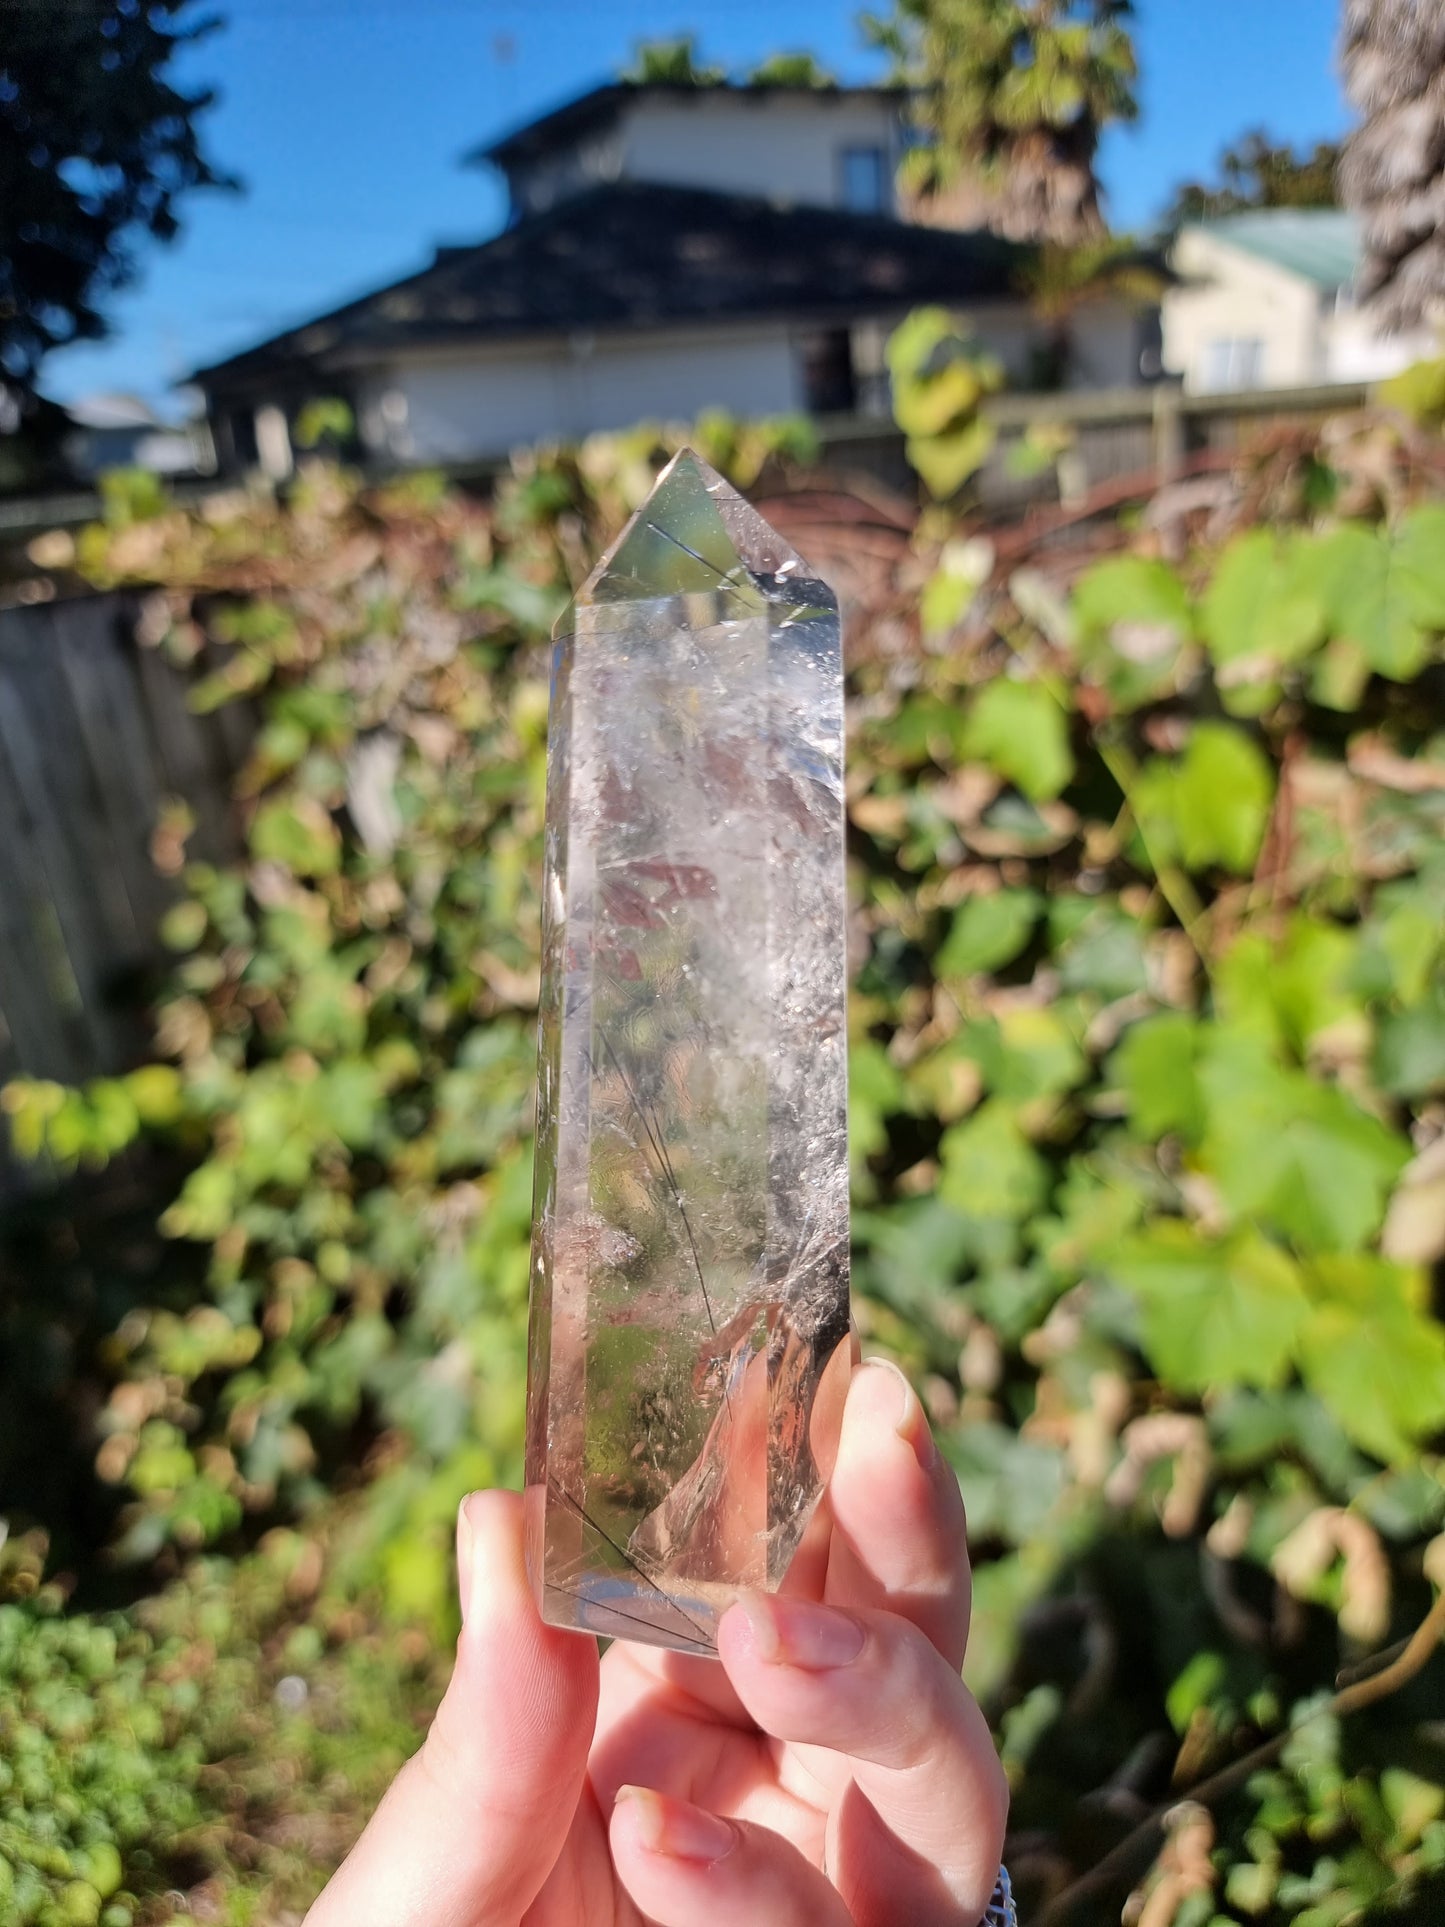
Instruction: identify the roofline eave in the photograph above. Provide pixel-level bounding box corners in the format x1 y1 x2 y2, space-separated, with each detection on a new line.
197 293 1034 392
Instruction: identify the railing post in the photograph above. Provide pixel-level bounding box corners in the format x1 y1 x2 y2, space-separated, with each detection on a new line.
1152 384 1185 482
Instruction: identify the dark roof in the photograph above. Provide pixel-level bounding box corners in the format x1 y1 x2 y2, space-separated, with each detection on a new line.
191 183 1024 388
470 80 905 170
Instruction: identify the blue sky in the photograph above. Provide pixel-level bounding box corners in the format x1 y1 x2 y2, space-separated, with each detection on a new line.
42 0 1351 414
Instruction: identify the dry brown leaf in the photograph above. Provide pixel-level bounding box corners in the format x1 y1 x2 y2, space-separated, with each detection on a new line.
475 952 541 1009
1349 732 1445 793
1381 1135 1445 1264
1127 1802 1216 1927
1106 1414 1213 1538
1271 1506 1392 1645
849 794 910 837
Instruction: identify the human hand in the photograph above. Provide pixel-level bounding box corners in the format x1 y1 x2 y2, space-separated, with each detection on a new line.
305 1358 1009 1926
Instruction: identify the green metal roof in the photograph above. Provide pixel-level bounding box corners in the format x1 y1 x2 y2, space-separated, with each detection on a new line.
1197 210 1360 289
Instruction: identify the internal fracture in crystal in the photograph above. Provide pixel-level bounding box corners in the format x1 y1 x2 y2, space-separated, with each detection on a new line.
524 449 851 1655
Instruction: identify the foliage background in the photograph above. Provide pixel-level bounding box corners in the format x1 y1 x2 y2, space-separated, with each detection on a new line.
3 382 1445 1926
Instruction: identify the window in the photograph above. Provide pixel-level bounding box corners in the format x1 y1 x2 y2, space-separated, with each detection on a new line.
223 406 258 471
799 329 857 416
1202 337 1265 393
839 146 889 214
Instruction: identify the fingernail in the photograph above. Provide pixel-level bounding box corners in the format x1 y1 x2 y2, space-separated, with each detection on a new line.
736 1593 866 1670
616 1786 736 1864
860 1357 939 1472
457 1496 476 1627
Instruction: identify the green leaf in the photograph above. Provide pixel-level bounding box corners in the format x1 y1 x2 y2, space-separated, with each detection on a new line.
286 963 367 1054
852 1198 975 1321
887 307 1003 496
1352 878 1442 1007
1200 529 1328 676
985 1007 1089 1104
455 566 565 634
248 794 341 877
1111 1012 1205 1142
936 888 1040 978
1374 986 1445 1098
1138 723 1274 875
315 1060 385 1148
1176 723 1274 872
1298 1256 1445 1463
1312 523 1429 681
1381 1768 1445 1847
1380 354 1445 429
1108 1223 1308 1392
959 678 1074 801
125 1064 185 1127
1392 503 1445 629
938 1100 1050 1222
1031 1158 1148 1284
1310 634 1373 712
160 899 208 952
1166 1650 1228 1734
1215 917 1361 1055
948 1422 1068 1546
1198 1044 1409 1252
876 692 969 768
850 1038 909 1166
907 418 996 498
1053 902 1150 999
1070 555 1193 708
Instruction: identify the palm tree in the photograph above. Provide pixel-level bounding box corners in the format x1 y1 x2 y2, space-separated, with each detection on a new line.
1017 236 1170 383
864 0 1139 245
1339 0 1445 329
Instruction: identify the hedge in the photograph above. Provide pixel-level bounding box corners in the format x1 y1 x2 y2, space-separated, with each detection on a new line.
3 385 1445 1923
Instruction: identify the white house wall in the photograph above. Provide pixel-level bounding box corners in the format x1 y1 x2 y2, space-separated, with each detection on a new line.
1326 301 1438 383
619 94 901 211
1163 231 1326 393
361 325 802 464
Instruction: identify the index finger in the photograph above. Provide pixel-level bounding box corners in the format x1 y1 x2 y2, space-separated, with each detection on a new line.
823 1357 972 1669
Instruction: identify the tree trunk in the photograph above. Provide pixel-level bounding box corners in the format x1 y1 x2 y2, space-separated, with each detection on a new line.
1339 0 1445 330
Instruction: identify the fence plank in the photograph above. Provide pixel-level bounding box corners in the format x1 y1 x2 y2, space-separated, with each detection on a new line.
56 597 174 939
132 630 241 865
0 627 135 1070
0 591 252 1199
0 700 90 1083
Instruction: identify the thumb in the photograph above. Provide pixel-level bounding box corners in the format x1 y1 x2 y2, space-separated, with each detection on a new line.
307 1489 599 1927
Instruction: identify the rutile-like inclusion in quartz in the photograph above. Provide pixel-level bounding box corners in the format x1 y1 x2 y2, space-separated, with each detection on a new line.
524 449 851 1655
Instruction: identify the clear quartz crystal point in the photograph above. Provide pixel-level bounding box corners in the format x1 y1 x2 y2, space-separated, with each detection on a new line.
524 448 851 1656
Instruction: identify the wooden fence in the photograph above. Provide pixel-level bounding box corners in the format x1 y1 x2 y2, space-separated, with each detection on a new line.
0 593 246 1192
0 381 1379 553
815 379 1374 506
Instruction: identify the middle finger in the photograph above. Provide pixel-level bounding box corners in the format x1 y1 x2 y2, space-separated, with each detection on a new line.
717 1591 1008 1927
824 1358 972 1667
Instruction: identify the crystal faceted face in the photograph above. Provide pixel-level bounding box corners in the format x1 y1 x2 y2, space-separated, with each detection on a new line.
524 449 851 1655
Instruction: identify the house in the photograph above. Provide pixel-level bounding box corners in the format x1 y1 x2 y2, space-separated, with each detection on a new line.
193 80 1162 477
1163 209 1438 394
63 393 215 480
